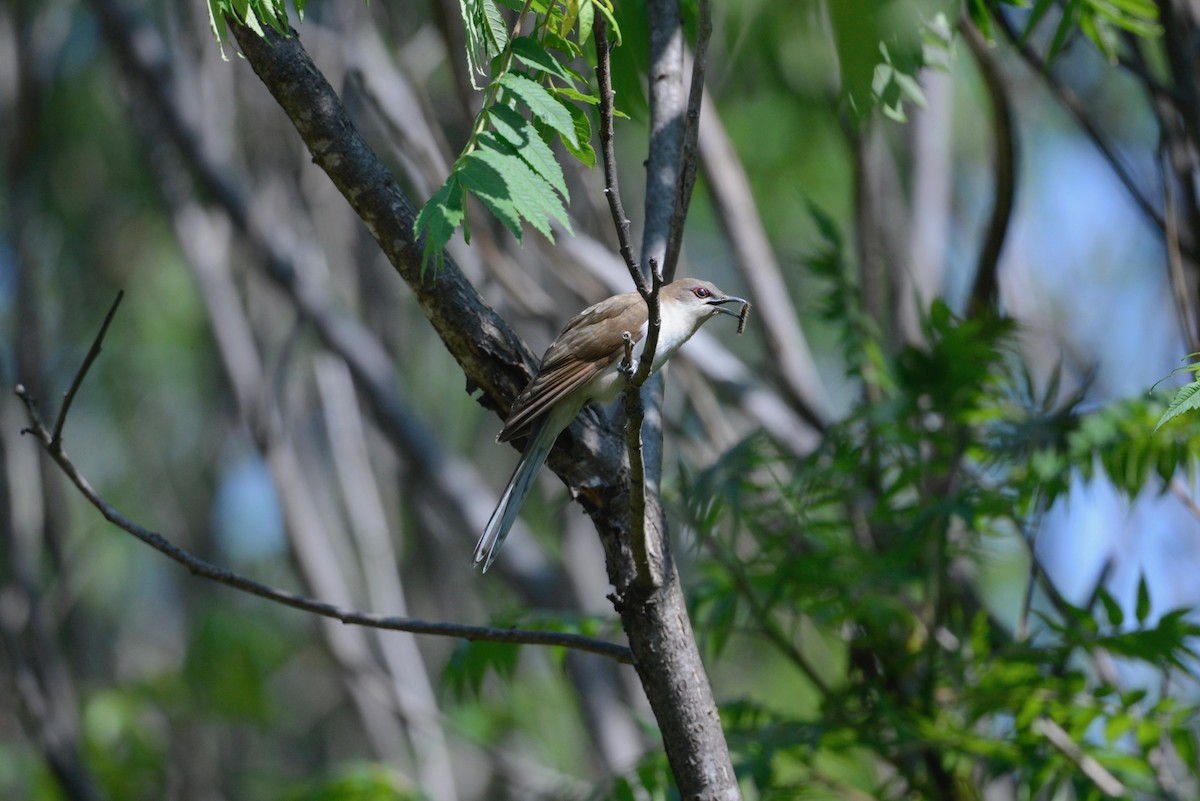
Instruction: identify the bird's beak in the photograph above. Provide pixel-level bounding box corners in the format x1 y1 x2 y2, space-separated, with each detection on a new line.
707 295 747 318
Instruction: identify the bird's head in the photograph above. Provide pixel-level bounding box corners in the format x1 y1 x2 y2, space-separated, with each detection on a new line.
662 279 747 326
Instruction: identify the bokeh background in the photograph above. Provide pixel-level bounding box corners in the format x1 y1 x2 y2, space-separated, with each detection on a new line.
3 0 1198 798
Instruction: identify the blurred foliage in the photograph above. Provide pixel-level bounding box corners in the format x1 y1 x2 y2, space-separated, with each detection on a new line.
972 0 1161 62
661 210 1200 799
279 763 420 801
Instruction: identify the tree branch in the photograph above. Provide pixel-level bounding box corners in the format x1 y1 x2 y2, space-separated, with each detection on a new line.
961 17 1016 317
623 262 664 590
593 16 643 290
14 325 633 665
661 0 712 282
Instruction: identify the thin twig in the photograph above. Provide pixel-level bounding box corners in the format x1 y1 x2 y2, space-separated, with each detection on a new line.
623 261 665 590
593 16 643 292
661 0 712 282
632 258 664 385
51 291 124 449
15 333 633 664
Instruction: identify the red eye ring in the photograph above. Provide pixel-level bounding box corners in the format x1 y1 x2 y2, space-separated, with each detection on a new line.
692 286 711 299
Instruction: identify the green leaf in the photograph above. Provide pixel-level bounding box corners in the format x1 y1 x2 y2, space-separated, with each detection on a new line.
553 85 600 105
590 0 622 46
414 174 466 272
1135 575 1151 625
459 150 524 241
480 0 507 52
1098 587 1124 628
499 73 579 147
968 0 991 38
510 36 574 84
207 0 229 60
241 1 265 37
1080 10 1119 61
543 30 584 59
893 71 926 108
1103 0 1158 15
488 104 570 200
469 135 573 239
1022 0 1058 45
577 0 594 46
444 638 521 699
460 0 509 86
1154 380 1200 431
280 763 418 801
560 101 596 167
1048 0 1081 62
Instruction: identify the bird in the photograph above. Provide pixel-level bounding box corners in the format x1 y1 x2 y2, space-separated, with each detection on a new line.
474 278 747 572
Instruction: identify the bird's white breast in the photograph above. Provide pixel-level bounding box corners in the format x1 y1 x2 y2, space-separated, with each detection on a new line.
584 303 706 406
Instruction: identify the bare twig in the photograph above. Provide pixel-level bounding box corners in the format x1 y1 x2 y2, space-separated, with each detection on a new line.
1168 476 1200 521
661 0 712 281
50 291 123 448
632 259 665 386
619 331 634 374
624 262 665 590
15 337 632 664
593 16 643 290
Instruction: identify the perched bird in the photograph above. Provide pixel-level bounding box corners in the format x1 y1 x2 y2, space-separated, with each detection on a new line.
474 278 747 572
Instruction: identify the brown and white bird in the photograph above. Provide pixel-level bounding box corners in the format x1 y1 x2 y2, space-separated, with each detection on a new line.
474 278 747 572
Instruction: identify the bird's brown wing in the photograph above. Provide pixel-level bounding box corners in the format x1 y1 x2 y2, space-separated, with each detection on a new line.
498 292 646 443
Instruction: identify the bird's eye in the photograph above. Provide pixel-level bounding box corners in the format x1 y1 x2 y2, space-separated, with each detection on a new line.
692 287 711 299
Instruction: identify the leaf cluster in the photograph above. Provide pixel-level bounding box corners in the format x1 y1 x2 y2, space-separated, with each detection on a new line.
414 0 621 271
206 0 305 58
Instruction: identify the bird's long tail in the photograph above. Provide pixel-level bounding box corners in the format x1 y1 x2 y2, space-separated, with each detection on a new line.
474 420 558 572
